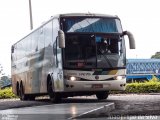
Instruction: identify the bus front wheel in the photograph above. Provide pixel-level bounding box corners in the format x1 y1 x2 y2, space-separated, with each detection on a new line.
96 91 109 100
47 80 61 103
19 82 28 101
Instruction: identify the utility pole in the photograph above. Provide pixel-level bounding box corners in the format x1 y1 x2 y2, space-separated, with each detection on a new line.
29 0 33 30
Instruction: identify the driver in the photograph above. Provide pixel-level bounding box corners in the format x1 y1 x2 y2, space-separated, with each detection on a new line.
100 39 111 53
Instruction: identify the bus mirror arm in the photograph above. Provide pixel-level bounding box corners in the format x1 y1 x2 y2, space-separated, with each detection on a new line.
122 31 136 49
58 30 65 48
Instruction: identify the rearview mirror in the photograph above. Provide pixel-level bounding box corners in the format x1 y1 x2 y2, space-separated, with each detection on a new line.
123 31 135 49
58 30 65 48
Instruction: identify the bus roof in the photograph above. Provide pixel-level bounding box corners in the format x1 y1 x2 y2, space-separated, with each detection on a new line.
59 13 119 19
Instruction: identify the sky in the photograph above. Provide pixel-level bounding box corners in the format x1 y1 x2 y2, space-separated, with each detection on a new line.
0 0 160 75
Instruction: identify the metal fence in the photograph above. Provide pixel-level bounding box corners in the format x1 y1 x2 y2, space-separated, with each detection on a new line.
127 59 160 80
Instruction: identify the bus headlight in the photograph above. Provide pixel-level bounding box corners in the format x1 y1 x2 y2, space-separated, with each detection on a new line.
64 76 80 81
114 76 125 80
70 76 76 81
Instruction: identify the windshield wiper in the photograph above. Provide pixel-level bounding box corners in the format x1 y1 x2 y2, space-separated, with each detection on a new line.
98 48 113 68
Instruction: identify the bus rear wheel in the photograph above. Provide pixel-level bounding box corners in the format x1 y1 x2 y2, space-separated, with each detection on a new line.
47 80 61 103
96 91 109 100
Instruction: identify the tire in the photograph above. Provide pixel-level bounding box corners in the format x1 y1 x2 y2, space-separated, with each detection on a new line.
19 83 28 101
28 95 35 101
16 82 19 96
47 80 61 103
96 91 109 100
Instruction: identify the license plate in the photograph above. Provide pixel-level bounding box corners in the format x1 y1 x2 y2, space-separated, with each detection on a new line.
92 84 103 88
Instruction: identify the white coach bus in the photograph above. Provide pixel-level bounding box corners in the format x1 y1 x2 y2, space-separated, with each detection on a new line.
11 13 135 102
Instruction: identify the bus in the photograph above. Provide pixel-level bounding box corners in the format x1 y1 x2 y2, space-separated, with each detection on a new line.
11 13 135 102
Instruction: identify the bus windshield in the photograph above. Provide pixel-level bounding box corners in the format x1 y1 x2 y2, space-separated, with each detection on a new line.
62 17 122 33
64 33 126 69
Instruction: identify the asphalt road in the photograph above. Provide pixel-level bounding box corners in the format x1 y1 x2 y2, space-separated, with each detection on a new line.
0 94 160 120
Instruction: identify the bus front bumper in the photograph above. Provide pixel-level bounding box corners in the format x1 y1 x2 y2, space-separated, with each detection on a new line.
64 79 126 92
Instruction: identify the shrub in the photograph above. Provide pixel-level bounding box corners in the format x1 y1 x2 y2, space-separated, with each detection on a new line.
111 80 160 94
0 87 17 99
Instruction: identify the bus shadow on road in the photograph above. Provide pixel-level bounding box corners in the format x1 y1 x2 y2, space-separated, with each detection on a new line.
36 96 111 104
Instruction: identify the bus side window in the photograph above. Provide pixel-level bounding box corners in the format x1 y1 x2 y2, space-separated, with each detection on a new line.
44 21 52 47
38 28 45 50
32 31 38 52
11 46 14 61
11 46 14 53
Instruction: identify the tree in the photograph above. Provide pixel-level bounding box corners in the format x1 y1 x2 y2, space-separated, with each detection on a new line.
0 64 8 88
151 52 160 59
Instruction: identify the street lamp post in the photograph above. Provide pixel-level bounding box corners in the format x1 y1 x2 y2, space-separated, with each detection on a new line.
29 0 33 30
